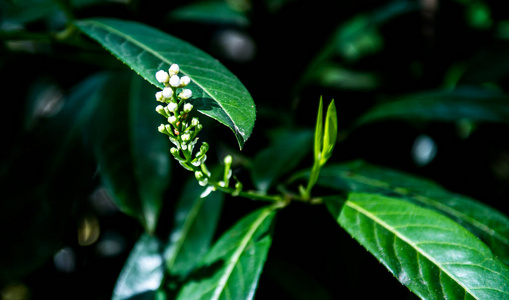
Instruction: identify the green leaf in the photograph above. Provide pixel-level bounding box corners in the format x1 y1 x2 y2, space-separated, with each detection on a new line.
112 233 164 300
356 87 509 126
327 193 509 299
74 18 255 149
315 160 509 265
176 206 276 300
314 98 323 162
129 75 172 233
296 1 417 92
165 179 224 278
86 73 170 232
251 128 314 192
169 1 249 27
0 73 104 281
321 100 337 165
1 0 57 24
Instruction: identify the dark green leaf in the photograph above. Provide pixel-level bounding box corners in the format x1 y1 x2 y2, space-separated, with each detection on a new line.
112 233 164 300
129 75 171 233
165 179 224 278
327 193 509 299
74 18 255 149
1 0 57 24
297 1 417 91
251 128 313 192
0 73 105 281
176 206 276 300
315 160 509 265
312 63 379 90
169 1 249 27
86 73 170 232
356 87 509 126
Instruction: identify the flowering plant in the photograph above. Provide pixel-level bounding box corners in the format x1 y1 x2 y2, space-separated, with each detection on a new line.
2 1 509 300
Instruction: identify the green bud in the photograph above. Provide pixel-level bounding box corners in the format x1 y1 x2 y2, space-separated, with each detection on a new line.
195 171 204 180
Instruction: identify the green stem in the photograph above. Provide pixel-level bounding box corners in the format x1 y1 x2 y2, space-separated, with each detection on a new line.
303 160 321 200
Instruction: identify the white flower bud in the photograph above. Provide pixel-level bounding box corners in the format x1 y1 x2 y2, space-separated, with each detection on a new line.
179 76 190 87
158 124 166 133
167 102 178 113
198 178 209 186
183 103 193 113
224 155 233 165
155 91 164 102
169 64 180 76
169 75 180 87
181 133 191 142
156 105 167 117
191 117 199 126
162 87 173 99
179 89 192 100
168 115 177 124
156 70 169 83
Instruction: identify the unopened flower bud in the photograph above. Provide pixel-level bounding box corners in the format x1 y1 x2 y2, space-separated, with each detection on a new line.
156 70 169 83
158 124 166 133
162 87 173 99
181 133 191 142
168 115 177 124
195 171 204 180
224 155 233 165
170 147 179 155
179 89 192 100
167 102 178 113
155 91 164 102
155 105 165 115
169 64 180 76
179 76 190 87
191 118 199 126
183 103 193 113
169 75 180 87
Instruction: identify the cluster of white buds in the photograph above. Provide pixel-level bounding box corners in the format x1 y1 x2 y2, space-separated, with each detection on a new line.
154 64 208 176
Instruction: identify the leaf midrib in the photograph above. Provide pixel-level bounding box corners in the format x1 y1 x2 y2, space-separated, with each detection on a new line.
345 200 476 298
335 170 509 246
166 195 206 270
80 19 239 137
211 208 272 300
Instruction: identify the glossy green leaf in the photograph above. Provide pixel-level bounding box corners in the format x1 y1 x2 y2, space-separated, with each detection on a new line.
165 179 224 278
112 233 164 300
169 1 249 27
176 206 276 300
86 73 170 233
314 160 509 265
74 18 255 149
357 87 509 126
251 128 313 192
327 193 509 299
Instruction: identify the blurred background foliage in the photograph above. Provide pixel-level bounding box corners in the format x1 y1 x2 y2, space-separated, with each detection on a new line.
2 0 509 299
